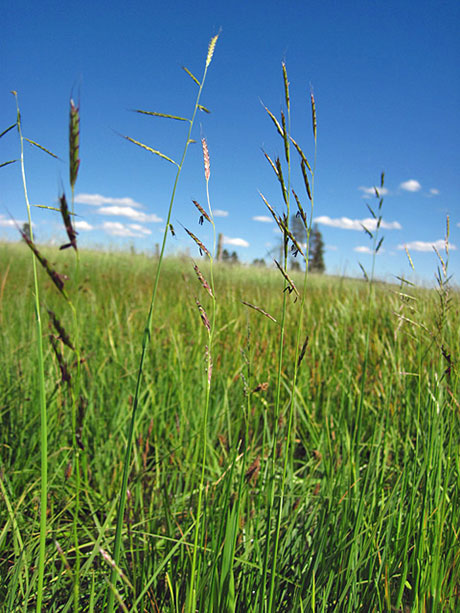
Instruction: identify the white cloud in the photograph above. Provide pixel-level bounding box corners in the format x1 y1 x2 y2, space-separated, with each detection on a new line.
0 216 18 227
98 206 162 223
253 215 273 223
358 186 389 197
102 221 151 238
213 209 229 217
128 223 151 235
326 244 338 251
314 216 401 231
74 220 94 231
429 188 439 196
400 179 421 192
397 239 457 252
75 193 144 208
354 245 384 254
223 236 249 248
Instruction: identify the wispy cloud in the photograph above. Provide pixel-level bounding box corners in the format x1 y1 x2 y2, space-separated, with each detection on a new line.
128 223 151 235
400 179 421 192
98 206 162 223
74 220 94 231
253 215 273 223
326 244 338 251
314 216 401 231
429 188 440 196
0 215 20 228
354 245 384 254
397 239 457 252
102 221 152 237
75 193 144 208
358 186 389 197
223 236 249 247
213 209 229 217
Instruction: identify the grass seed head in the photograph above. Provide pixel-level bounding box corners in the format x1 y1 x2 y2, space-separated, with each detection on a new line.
193 199 211 224
185 227 210 257
21 229 68 295
69 98 80 190
310 90 317 141
59 193 78 250
206 34 219 68
193 263 214 298
201 138 210 182
196 299 211 333
282 62 290 112
48 309 74 350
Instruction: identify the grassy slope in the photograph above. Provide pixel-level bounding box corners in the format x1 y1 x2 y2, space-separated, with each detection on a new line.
1 242 459 611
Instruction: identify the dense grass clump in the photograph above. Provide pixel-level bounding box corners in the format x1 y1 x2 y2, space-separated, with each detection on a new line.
1 243 459 611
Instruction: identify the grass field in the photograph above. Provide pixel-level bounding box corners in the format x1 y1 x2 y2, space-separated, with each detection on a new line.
0 242 459 611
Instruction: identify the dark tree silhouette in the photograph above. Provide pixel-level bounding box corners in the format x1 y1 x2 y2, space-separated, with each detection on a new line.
309 224 325 273
22 222 32 241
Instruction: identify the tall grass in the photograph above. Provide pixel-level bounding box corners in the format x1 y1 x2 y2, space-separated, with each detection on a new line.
1 39 459 612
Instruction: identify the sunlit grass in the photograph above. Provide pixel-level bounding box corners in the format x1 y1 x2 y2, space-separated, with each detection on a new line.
1 242 459 611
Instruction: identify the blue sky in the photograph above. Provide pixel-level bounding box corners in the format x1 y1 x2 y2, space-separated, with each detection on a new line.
2 0 459 284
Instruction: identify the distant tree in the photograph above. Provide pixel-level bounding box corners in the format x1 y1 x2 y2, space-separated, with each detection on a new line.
252 258 266 267
290 213 307 247
309 224 325 273
22 222 32 241
221 249 239 264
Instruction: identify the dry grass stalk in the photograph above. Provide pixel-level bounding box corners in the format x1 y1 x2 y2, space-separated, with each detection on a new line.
274 260 300 298
120 134 178 166
259 192 286 236
404 246 415 271
24 138 58 159
292 189 308 228
300 159 312 200
289 135 311 172
262 150 279 177
69 98 80 189
264 106 284 139
275 157 288 205
280 111 290 165
182 65 200 86
241 300 277 324
134 109 189 122
276 218 305 258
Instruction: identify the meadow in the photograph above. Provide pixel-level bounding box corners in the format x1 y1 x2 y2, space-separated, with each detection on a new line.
1 243 459 611
1 36 459 612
